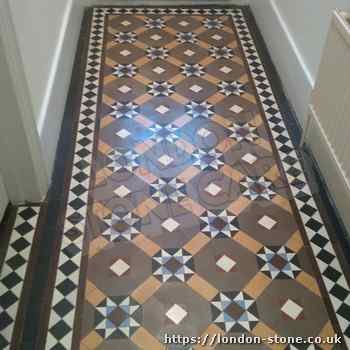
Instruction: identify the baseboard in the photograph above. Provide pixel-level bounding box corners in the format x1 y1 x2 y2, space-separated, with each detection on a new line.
249 0 314 127
305 105 350 233
37 0 84 179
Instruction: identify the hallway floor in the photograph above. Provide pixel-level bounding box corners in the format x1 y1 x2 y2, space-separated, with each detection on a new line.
1 6 350 350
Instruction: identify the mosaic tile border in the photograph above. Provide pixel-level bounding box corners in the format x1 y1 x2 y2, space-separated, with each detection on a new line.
44 6 350 350
0 206 40 349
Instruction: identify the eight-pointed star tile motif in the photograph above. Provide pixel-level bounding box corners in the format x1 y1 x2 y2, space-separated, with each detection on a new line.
200 209 240 238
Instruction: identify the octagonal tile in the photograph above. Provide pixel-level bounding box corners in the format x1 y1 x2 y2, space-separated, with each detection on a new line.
238 201 298 246
138 202 201 249
142 282 211 340
140 96 185 125
88 240 152 297
195 238 259 291
256 279 330 338
187 170 240 211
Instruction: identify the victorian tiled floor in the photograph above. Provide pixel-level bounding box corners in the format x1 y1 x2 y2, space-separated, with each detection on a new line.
1 5 350 350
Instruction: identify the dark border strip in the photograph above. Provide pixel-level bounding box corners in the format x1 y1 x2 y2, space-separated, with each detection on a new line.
20 9 93 350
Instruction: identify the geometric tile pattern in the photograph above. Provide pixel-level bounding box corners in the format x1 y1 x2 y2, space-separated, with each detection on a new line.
0 206 40 350
43 7 350 350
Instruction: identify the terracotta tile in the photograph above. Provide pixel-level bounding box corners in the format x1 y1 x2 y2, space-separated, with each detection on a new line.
81 331 103 350
94 168 112 186
131 327 166 350
86 286 105 306
272 194 292 214
184 232 210 256
215 137 236 153
173 114 192 128
227 196 251 215
220 164 244 182
92 202 111 220
252 322 285 350
100 116 114 129
194 324 224 350
177 166 200 183
318 321 336 350
296 271 321 296
132 198 158 217
131 276 162 304
286 230 304 252
180 197 206 217
233 230 263 254
134 167 158 184
134 115 154 128
264 165 280 182
175 139 196 154
134 140 155 154
88 236 109 258
187 274 218 301
243 272 271 299
132 234 160 257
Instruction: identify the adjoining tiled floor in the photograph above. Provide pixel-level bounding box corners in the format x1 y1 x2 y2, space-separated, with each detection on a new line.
1 6 350 350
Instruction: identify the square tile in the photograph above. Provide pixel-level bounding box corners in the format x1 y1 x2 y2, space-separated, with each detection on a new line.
120 49 131 57
242 153 257 165
158 154 174 166
197 128 211 138
190 84 203 93
179 20 189 27
230 105 244 114
153 66 166 75
116 129 131 139
216 255 236 272
110 259 130 277
258 215 277 230
281 299 303 320
155 105 169 114
151 34 162 41
121 20 131 27
220 66 232 74
118 85 132 94
166 304 188 324
184 49 195 57
205 183 222 196
212 34 222 41
114 185 131 198
162 218 180 232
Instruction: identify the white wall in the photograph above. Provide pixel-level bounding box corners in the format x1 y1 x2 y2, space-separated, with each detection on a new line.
250 0 350 126
8 0 84 177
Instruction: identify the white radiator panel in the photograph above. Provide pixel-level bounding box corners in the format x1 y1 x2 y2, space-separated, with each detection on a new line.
306 10 350 232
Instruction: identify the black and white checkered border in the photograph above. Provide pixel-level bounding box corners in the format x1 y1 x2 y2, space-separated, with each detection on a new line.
0 206 40 350
45 8 105 350
231 10 350 347
44 6 350 349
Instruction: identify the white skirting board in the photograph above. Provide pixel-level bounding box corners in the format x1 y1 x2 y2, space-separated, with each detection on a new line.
306 105 350 233
37 0 85 178
249 0 314 127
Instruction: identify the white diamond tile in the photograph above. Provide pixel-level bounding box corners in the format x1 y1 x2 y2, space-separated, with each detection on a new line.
156 105 169 114
158 154 174 166
212 34 222 41
220 66 232 74
205 183 222 196
281 299 303 320
242 153 257 164
190 84 203 93
162 218 180 232
114 185 131 198
258 215 277 230
166 304 188 324
197 128 211 138
118 85 132 94
121 20 131 26
153 66 166 74
120 49 131 57
216 255 236 272
151 34 162 41
230 105 244 114
116 129 131 139
184 49 195 57
110 259 130 277
179 20 189 27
